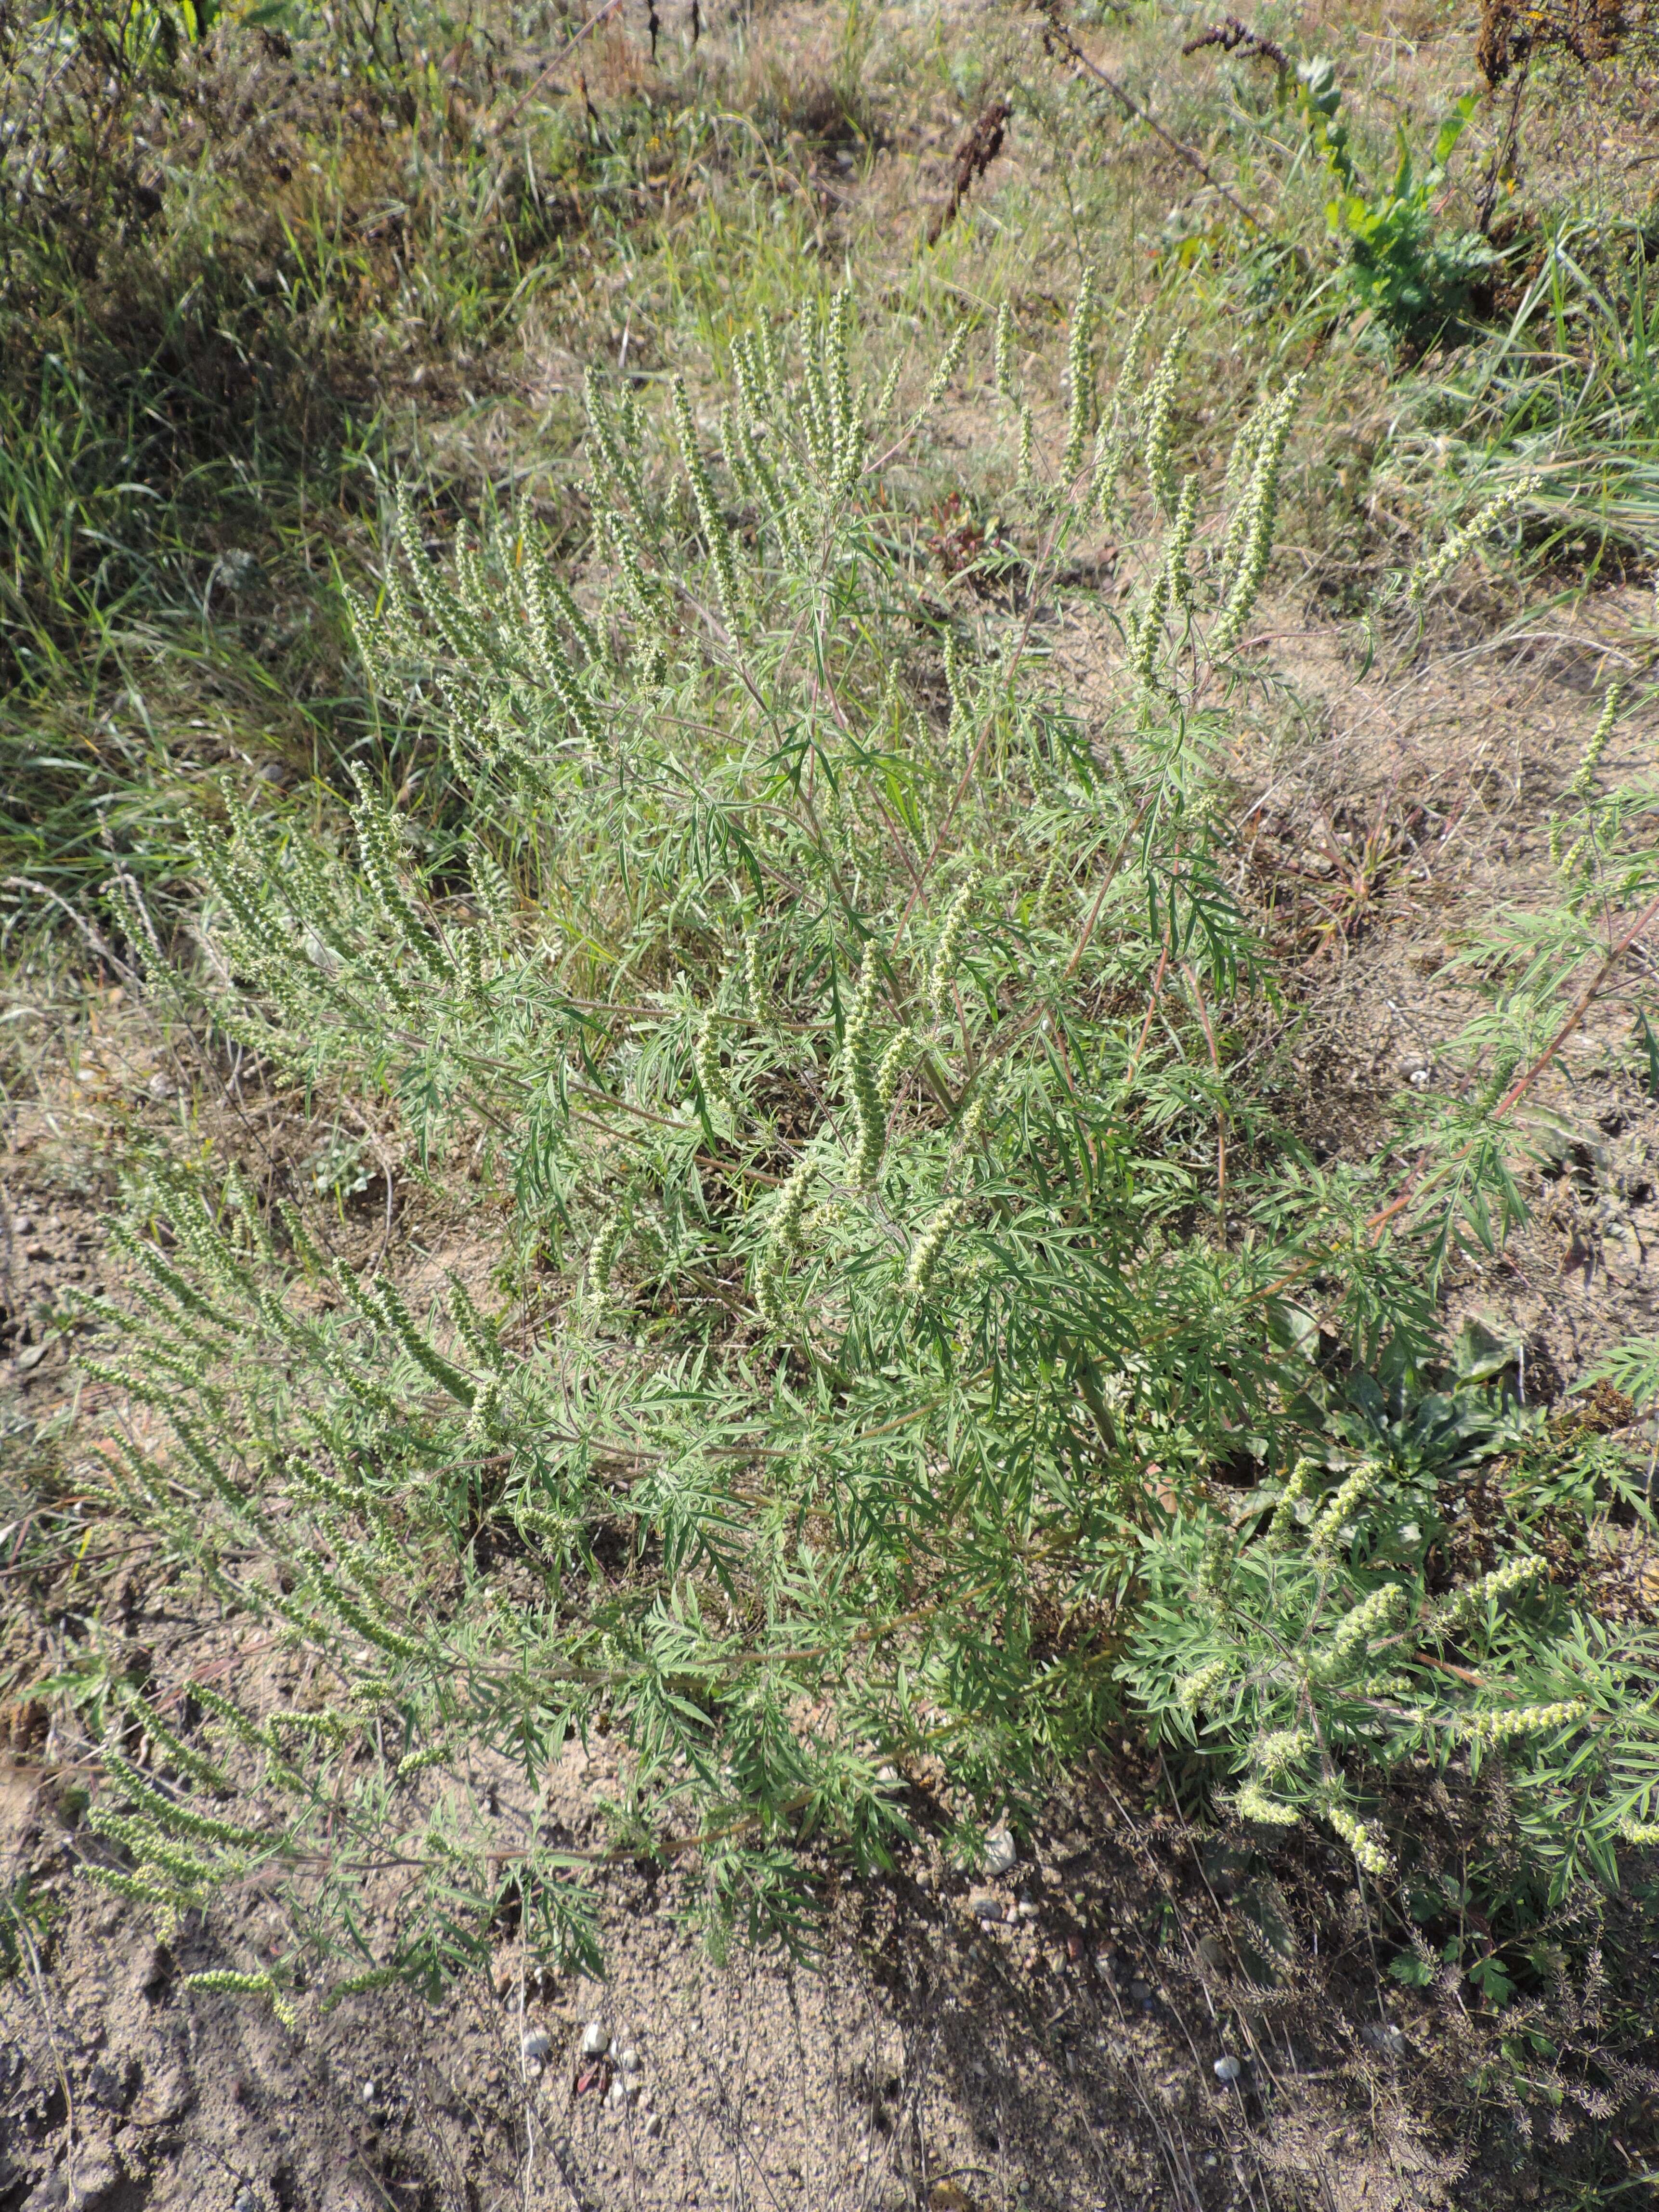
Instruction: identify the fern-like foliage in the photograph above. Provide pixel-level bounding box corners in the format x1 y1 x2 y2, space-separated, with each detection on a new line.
1121 1459 1659 1901
70 295 1659 2009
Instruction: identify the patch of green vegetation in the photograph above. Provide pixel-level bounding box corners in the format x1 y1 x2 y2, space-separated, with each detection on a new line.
1294 57 1495 347
45 288 1659 2016
7 0 1659 2195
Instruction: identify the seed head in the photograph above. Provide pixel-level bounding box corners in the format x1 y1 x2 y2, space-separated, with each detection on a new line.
1407 475 1539 605
1176 1657 1229 1715
1062 269 1098 480
1571 684 1621 798
1469 1700 1588 1748
994 300 1017 399
929 873 979 1023
1324 1801 1391 1877
926 323 969 410
1437 1553 1547 1636
902 1195 965 1298
1311 1582 1408 1680
1142 332 1186 516
1235 1780 1301 1827
844 947 888 1188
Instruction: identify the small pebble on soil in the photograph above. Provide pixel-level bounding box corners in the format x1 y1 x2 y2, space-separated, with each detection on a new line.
984 1828 1018 1875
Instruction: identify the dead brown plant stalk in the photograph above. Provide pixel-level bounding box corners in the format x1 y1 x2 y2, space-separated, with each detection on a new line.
1180 16 1290 76
1030 0 1266 230
1477 0 1626 87
927 97 1012 246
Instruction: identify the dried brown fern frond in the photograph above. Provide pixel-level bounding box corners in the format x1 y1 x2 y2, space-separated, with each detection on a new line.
927 98 1012 247
1477 0 1626 87
1181 16 1291 75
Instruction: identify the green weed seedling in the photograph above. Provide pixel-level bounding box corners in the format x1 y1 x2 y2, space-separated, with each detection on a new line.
1297 57 1495 346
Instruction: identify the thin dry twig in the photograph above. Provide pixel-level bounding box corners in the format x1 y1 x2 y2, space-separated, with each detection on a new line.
1476 53 1531 234
1032 0 1266 229
14 1911 77 2183
489 0 626 133
5 878 134 982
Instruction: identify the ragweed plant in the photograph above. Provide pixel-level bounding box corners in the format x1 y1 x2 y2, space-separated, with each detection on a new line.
1120 1455 1659 1900
1392 676 1659 1286
67 296 1653 2014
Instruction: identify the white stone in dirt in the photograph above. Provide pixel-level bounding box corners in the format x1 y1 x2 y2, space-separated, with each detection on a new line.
581 2019 611 2058
607 2073 628 2110
62 2150 119 2209
1213 2054 1243 2083
984 1827 1019 1875
130 2063 190 2126
967 1889 1003 1922
620 2046 641 2074
521 2029 552 2064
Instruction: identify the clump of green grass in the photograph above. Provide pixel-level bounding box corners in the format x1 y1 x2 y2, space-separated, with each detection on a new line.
1384 213 1659 582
